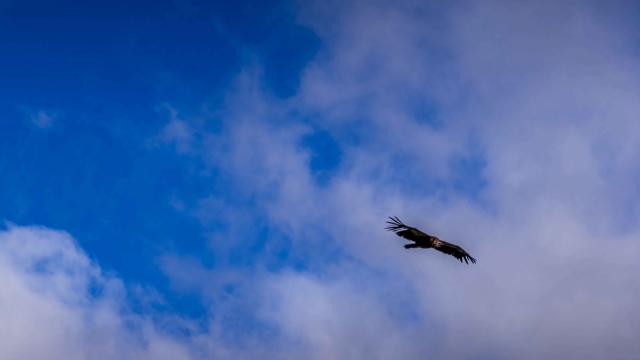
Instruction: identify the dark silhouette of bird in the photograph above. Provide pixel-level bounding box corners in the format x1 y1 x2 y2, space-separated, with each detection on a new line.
386 216 477 264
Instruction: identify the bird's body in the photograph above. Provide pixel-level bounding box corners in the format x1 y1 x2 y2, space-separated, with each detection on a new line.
386 216 477 264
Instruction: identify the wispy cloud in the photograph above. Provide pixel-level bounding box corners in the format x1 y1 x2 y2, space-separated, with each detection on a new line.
150 105 196 154
26 109 55 129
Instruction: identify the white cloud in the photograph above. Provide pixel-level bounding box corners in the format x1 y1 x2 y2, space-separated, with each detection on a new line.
259 272 429 360
0 225 195 360
159 0 640 358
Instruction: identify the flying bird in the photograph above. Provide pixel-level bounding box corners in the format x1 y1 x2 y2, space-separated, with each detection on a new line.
386 216 477 264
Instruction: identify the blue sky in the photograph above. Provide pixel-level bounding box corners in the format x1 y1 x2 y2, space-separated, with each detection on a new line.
2 0 640 359
1 0 320 316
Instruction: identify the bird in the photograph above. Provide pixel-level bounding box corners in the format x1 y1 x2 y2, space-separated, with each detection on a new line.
386 216 477 264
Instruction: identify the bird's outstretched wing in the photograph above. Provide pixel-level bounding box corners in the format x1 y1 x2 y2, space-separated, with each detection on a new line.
385 216 409 232
433 240 477 264
385 216 431 242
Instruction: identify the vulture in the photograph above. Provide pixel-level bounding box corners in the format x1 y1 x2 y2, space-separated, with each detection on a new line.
386 216 477 264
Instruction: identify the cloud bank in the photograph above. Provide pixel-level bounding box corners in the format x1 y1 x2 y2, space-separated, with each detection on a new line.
0 225 195 360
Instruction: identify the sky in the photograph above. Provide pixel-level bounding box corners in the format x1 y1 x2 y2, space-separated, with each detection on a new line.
1 0 640 359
